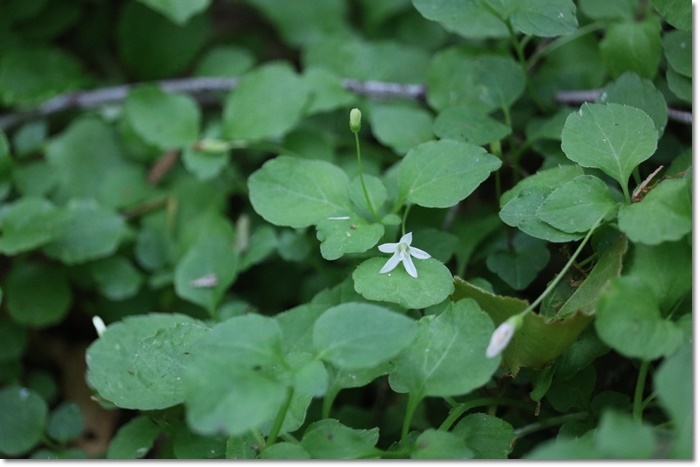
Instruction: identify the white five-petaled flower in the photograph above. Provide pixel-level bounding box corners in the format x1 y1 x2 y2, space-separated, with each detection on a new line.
485 315 523 358
378 232 431 279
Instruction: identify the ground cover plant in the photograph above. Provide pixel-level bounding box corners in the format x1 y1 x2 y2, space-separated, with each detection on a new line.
0 0 692 460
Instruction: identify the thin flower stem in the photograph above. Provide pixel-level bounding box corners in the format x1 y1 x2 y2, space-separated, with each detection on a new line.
265 387 294 448
437 397 531 432
354 132 380 222
321 389 338 420
520 216 602 316
622 183 632 204
527 22 604 70
514 412 588 438
633 360 650 422
401 203 413 236
401 393 421 444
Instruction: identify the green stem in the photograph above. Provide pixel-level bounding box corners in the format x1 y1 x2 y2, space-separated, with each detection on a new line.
401 393 422 444
622 182 632 204
514 412 588 438
265 387 294 447
520 216 602 315
354 131 380 222
527 22 604 70
489 140 503 202
401 203 413 236
438 397 533 432
506 20 528 77
632 167 642 187
633 360 650 422
321 389 338 420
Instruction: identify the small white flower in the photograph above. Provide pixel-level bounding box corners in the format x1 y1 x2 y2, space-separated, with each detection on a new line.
486 315 522 358
378 232 431 279
92 316 107 337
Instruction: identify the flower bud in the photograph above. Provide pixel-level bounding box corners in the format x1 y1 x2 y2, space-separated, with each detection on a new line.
486 314 523 358
92 316 107 337
194 139 230 153
349 108 362 133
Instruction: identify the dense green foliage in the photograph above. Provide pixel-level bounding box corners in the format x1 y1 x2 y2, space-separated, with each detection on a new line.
0 0 692 459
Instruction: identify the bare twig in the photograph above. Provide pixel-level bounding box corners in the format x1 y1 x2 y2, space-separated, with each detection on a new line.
0 77 691 131
555 89 692 124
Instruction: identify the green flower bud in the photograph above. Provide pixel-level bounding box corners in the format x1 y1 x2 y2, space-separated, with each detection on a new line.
349 108 362 133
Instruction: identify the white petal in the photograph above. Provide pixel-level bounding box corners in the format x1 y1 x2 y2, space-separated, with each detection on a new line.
486 321 516 358
402 254 418 278
378 242 398 253
398 232 413 246
379 253 402 274
92 316 107 337
409 246 431 259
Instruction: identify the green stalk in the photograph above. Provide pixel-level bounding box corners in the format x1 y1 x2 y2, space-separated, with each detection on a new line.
401 203 413 236
519 216 602 316
527 22 604 70
438 397 533 432
514 412 588 438
633 360 650 422
265 387 294 447
354 131 380 222
321 389 338 420
401 393 422 444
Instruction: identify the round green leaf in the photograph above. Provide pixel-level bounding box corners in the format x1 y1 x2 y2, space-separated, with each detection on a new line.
90 256 143 301
599 19 661 79
42 200 126 265
249 156 351 228
486 233 550 291
183 314 288 436
595 276 684 360
261 442 311 459
0 386 48 456
0 46 84 106
627 239 691 313
300 419 380 459
662 30 691 78
579 0 636 20
398 140 501 208
353 257 454 309
594 411 655 459
5 262 71 327
107 416 160 459
654 344 692 458
433 106 511 146
313 302 417 370
117 1 210 79
389 299 499 397
666 68 691 103
0 197 68 255
561 103 658 190
125 86 201 149
47 402 83 444
506 0 578 37
411 429 473 459
427 50 524 112
651 0 691 31
368 103 434 155
195 45 255 78
302 67 356 114
0 318 27 362
222 63 310 142
174 237 239 313
618 178 691 245
600 72 668 137
537 175 617 233
45 117 128 203
316 217 384 261
86 313 203 410
452 413 515 459
137 0 210 25
412 0 508 39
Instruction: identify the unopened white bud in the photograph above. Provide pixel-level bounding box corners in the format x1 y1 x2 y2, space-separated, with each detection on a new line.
92 316 107 337
486 315 522 358
349 108 362 133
